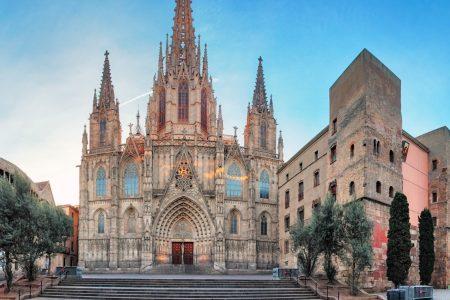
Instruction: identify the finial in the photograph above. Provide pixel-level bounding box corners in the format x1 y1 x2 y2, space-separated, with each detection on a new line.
233 126 238 138
105 50 109 57
258 56 263 63
136 110 141 134
128 123 133 135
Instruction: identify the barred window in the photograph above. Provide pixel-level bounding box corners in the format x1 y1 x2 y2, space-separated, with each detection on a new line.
98 212 105 234
230 211 239 234
260 122 267 149
260 215 268 236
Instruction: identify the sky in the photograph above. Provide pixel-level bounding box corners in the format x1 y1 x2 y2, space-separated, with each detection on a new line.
0 0 449 205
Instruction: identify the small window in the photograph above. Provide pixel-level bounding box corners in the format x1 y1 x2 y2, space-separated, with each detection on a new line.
230 211 239 234
389 186 394 198
330 145 337 163
432 192 438 203
284 240 289 254
98 212 105 234
260 215 268 236
376 181 381 194
314 150 319 160
432 159 438 171
285 190 290 209
297 208 304 225
332 118 337 134
373 139 380 155
259 170 270 199
299 162 303 171
298 181 304 201
389 150 394 163
349 181 355 196
312 200 321 213
350 144 355 158
284 215 290 232
432 217 437 227
314 170 320 187
286 173 289 182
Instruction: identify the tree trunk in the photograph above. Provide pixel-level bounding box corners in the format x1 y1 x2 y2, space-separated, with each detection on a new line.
47 253 52 276
3 251 13 293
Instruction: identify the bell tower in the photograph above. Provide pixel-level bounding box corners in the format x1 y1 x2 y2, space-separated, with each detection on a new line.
244 57 277 155
89 51 121 151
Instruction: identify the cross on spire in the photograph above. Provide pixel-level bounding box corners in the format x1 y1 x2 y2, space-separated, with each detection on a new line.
171 0 196 69
128 123 133 135
252 56 268 109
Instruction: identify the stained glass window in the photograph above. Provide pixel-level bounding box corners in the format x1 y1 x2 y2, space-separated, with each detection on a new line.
96 167 106 197
260 122 267 149
230 212 238 234
100 120 106 145
159 90 166 128
178 81 189 122
259 170 270 199
226 163 242 197
124 163 138 196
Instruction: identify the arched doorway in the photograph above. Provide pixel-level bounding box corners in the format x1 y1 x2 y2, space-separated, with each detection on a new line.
153 197 214 267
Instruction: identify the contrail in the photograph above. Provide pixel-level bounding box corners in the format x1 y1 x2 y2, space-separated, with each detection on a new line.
119 91 152 107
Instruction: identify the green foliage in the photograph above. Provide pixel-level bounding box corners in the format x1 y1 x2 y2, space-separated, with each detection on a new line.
290 214 321 277
418 209 434 285
342 201 373 295
387 192 413 287
0 174 73 284
316 195 345 283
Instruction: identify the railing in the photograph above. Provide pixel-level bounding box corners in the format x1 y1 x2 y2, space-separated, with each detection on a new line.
297 275 345 300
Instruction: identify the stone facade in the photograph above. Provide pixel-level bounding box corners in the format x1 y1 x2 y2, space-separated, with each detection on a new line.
78 0 282 273
417 127 450 288
278 49 449 290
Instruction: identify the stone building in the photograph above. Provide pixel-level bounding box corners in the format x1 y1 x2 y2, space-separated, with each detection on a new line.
278 50 449 289
53 204 79 270
78 0 282 272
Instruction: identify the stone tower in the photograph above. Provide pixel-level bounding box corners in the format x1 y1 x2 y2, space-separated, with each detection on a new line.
244 57 278 156
89 51 121 151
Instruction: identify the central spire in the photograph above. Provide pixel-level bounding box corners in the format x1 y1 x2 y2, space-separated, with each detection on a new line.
99 50 116 108
171 0 196 68
252 56 268 109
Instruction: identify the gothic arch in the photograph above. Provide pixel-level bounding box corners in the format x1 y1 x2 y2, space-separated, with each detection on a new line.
153 197 215 240
93 208 108 235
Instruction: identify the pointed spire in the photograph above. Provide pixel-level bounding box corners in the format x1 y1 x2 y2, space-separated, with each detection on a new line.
197 35 201 74
82 125 88 154
99 50 116 108
171 0 196 68
136 110 141 134
269 94 274 113
252 56 268 109
278 130 284 161
157 41 164 81
202 43 209 79
165 33 170 75
217 104 223 138
92 89 98 111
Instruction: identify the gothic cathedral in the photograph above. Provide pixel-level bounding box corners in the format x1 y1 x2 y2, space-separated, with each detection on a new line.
78 0 283 272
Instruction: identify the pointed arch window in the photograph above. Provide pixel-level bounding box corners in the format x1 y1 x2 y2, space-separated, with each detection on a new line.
96 167 107 197
260 215 268 236
230 211 239 234
259 170 270 199
226 163 242 197
260 122 267 149
178 81 189 122
124 163 139 196
201 89 208 131
100 120 106 145
159 90 166 129
126 209 136 234
98 212 105 234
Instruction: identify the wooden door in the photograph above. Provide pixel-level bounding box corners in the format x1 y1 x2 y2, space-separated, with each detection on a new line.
172 242 182 265
183 242 194 265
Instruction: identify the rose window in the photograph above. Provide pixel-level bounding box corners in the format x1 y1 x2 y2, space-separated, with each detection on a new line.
175 161 193 191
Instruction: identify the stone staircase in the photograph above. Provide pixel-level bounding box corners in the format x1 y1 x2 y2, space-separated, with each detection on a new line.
38 278 321 299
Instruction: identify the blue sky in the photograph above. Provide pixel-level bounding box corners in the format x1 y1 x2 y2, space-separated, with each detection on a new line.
0 0 449 205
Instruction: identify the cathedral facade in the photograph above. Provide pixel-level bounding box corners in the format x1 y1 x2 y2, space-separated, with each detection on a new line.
78 0 282 272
